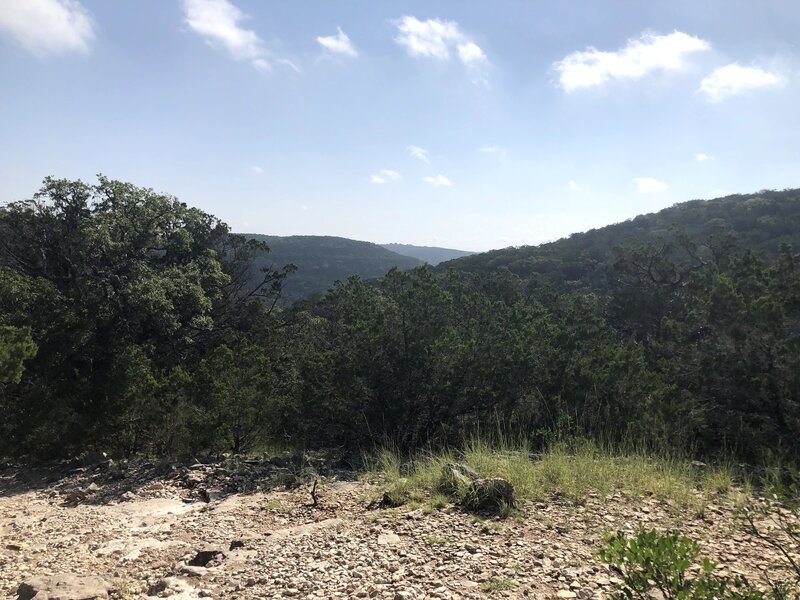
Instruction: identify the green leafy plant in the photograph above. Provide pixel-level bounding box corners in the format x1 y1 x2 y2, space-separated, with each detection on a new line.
598 528 772 600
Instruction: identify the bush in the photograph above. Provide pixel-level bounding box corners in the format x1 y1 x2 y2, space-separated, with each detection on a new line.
599 527 790 599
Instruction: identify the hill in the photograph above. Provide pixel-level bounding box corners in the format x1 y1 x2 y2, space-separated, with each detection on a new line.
380 243 474 265
244 235 423 301
439 189 800 290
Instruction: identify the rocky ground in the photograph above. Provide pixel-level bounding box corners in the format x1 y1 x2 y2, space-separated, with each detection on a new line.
0 455 795 599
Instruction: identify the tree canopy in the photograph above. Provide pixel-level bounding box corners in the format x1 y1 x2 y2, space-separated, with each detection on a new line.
1 178 798 463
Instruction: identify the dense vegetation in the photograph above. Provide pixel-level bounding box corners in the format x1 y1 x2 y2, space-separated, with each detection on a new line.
381 243 474 265
245 234 421 302
1 178 798 464
441 190 800 292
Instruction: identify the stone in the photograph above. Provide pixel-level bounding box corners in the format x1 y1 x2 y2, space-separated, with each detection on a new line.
180 565 208 578
17 575 113 600
439 463 480 495
556 591 577 599
188 548 224 567
377 532 401 545
6 542 27 551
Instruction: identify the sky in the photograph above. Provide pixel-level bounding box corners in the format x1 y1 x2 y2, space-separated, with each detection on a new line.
0 1 798 251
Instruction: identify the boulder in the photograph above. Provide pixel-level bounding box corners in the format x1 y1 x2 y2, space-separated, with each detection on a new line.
188 548 224 567
439 462 479 495
462 477 515 512
17 575 113 600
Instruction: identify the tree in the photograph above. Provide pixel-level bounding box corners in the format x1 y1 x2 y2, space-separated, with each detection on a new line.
0 326 37 385
0 176 291 456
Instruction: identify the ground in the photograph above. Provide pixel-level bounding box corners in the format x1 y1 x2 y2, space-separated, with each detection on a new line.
0 456 793 599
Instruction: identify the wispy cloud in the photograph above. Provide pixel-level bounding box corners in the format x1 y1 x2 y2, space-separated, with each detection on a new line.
479 146 502 153
554 31 710 92
567 180 583 191
423 175 453 187
251 165 264 174
275 57 301 73
408 145 431 164
183 0 281 72
317 27 357 59
632 177 668 193
394 16 488 83
695 152 713 162
370 169 401 184
0 0 95 57
698 64 783 102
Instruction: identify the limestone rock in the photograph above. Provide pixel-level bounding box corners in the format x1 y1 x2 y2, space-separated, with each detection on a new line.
377 532 400 545
439 462 479 495
17 575 113 600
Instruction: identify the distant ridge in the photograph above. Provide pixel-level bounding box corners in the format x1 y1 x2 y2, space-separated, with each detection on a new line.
381 243 475 265
243 234 422 302
438 189 800 291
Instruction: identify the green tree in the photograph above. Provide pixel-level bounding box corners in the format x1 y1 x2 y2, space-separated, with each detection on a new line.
0 176 291 456
0 326 37 385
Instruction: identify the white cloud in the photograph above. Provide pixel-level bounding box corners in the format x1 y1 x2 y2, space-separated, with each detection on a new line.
423 175 453 187
183 0 272 71
0 0 94 57
479 146 501 153
698 64 783 101
395 16 460 60
632 177 668 193
695 152 713 162
251 165 264 174
317 27 357 58
554 31 710 92
370 169 401 184
567 180 583 191
457 41 487 65
394 16 486 68
408 145 431 164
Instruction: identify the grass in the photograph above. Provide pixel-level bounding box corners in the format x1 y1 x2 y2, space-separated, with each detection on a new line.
423 534 452 545
367 437 743 514
480 577 517 593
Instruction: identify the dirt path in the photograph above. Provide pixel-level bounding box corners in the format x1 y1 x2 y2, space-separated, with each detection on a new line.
0 461 792 599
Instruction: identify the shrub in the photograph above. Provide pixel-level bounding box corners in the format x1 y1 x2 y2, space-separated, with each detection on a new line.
599 528 774 600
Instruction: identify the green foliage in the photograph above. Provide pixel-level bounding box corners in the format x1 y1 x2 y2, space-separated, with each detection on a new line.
246 234 422 302
599 528 770 600
2 178 799 465
480 577 517 593
0 176 291 456
441 189 800 292
0 326 37 385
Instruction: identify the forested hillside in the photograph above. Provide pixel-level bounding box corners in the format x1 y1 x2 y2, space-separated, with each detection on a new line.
381 243 474 265
441 189 800 291
245 235 422 301
1 179 798 464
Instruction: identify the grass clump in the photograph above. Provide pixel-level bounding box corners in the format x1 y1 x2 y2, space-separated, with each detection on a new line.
368 437 740 511
480 577 517 593
423 534 452 546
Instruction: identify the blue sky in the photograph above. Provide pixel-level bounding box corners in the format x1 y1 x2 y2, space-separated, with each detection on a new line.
0 1 798 251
